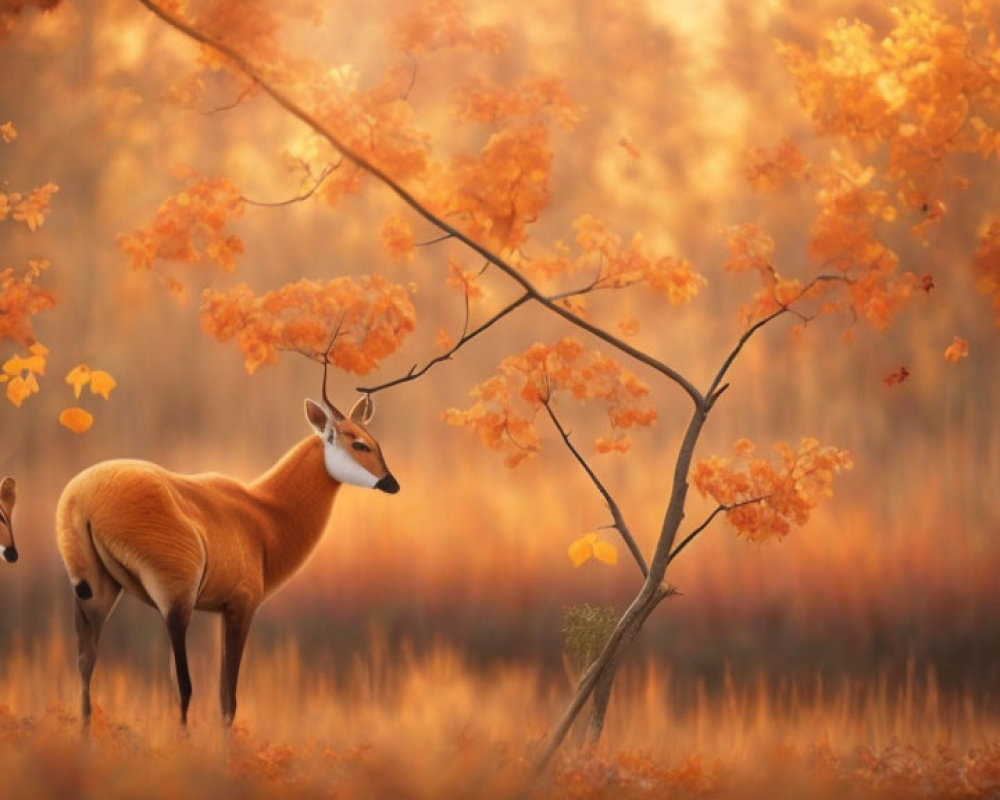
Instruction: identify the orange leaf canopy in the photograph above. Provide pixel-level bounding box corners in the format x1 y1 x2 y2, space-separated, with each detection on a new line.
201 274 416 375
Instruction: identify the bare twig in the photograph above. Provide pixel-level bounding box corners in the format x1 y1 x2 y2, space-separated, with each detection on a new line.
666 495 769 567
133 0 705 409
400 53 418 101
241 160 341 207
357 293 531 394
540 399 648 578
201 80 257 114
707 273 855 405
414 233 455 248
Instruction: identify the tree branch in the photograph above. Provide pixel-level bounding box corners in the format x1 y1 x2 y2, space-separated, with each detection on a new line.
241 160 341 207
706 307 787 404
540 399 648 579
134 0 704 409
666 495 769 567
706 273 853 405
414 233 455 248
200 79 257 114
357 293 531 394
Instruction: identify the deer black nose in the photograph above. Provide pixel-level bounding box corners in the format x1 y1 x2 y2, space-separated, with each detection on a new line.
3 546 18 563
375 473 399 494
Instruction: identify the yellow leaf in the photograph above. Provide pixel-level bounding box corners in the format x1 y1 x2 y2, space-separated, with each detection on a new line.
65 364 91 398
593 539 619 565
89 370 117 400
6 376 31 407
24 372 39 393
28 342 49 356
59 407 94 434
568 535 594 568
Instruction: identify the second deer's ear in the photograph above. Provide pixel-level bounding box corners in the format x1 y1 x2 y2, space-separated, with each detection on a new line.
304 399 330 434
348 394 374 426
0 477 15 509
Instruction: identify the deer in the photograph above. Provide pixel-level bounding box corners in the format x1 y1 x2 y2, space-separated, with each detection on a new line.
0 477 17 564
55 369 399 729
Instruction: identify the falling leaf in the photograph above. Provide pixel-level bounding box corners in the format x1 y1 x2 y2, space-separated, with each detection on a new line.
89 370 117 400
59 407 94 434
65 364 91 398
6 376 31 407
618 135 641 159
943 335 968 362
568 533 595 568
883 366 910 387
592 540 619 565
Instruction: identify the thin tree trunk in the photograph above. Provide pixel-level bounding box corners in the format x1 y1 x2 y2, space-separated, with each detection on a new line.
534 403 708 771
586 639 621 744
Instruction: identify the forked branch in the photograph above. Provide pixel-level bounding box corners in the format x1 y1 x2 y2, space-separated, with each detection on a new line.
357 293 531 395
666 496 770 567
540 399 648 578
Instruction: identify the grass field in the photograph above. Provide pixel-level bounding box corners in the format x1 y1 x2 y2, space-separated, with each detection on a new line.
2 632 1000 799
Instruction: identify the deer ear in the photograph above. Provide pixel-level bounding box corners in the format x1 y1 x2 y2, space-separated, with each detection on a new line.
348 394 374 426
304 399 330 435
0 477 15 509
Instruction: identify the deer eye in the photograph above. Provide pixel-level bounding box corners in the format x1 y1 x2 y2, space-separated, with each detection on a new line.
351 441 372 453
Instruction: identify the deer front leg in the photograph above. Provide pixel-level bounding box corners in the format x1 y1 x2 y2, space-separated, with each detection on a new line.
219 605 254 726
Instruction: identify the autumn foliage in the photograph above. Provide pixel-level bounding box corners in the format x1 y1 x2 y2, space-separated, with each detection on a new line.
1 0 998 787
201 275 416 374
443 337 655 467
0 121 118 427
692 438 854 542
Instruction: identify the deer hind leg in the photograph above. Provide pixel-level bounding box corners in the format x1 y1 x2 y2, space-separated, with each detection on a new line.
164 605 194 726
219 606 254 726
73 575 122 730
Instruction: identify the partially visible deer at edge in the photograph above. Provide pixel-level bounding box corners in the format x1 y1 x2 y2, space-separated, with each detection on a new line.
0 477 17 564
55 370 399 729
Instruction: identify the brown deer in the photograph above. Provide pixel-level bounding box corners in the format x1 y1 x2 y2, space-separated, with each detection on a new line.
0 477 17 564
55 379 398 728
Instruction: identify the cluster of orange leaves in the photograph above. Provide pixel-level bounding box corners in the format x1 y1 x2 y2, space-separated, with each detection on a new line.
1 344 47 407
692 437 853 542
0 259 55 346
0 181 58 232
117 177 245 287
1 122 59 233
510 215 706 314
736 2 1000 350
0 345 115 433
201 275 416 375
443 337 655 467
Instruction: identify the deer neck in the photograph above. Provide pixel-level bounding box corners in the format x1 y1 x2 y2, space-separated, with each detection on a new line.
251 436 340 595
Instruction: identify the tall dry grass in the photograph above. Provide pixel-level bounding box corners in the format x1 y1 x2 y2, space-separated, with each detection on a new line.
1 627 999 799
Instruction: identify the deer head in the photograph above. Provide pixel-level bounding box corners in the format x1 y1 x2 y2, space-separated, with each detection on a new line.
0 477 18 563
303 358 399 494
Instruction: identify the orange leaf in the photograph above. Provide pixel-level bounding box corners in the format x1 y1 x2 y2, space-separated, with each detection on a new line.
592 540 619 565
6 376 31 407
568 534 595 568
65 364 91 398
59 407 94 434
943 335 968 363
89 370 117 400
